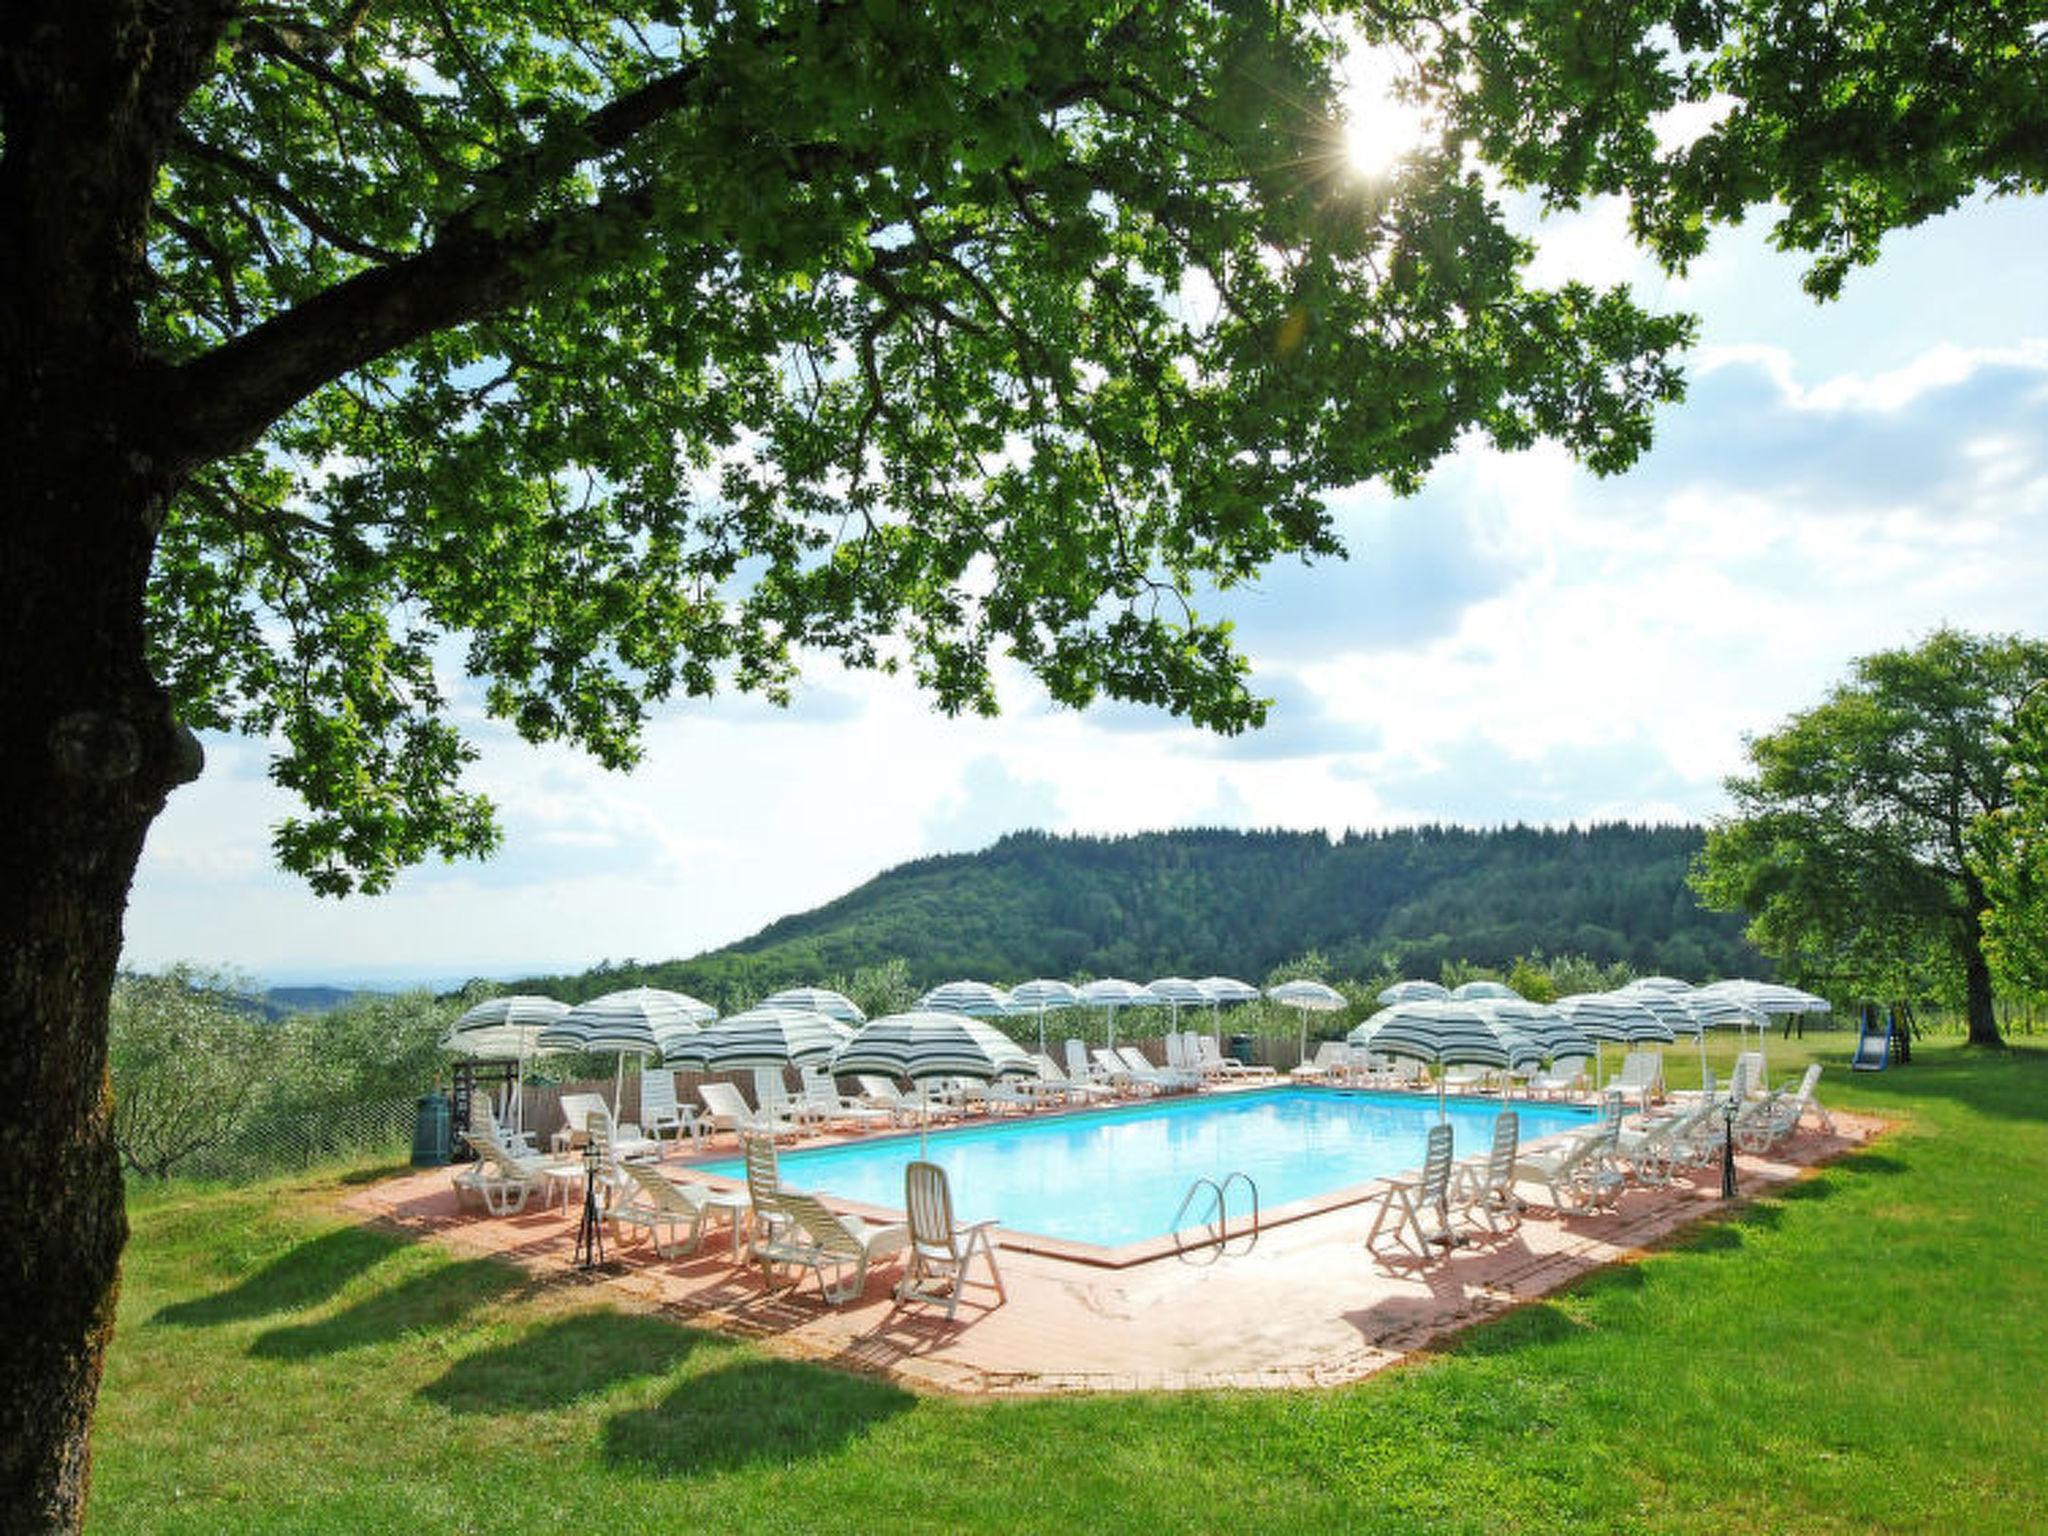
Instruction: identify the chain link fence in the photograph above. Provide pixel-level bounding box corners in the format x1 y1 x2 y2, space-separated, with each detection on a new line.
178 1092 417 1184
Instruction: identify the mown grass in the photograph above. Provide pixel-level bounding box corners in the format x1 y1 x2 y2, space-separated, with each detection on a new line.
95 1037 2048 1533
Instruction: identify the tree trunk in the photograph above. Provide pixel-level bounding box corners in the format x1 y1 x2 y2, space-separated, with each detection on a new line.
0 425 198 1529
1960 901 2006 1049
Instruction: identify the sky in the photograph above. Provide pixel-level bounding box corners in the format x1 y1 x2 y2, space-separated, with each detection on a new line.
122 184 2048 989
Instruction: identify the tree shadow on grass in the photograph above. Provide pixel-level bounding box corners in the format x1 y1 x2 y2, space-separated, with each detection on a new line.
1452 1299 1594 1358
600 1357 915 1475
248 1255 525 1359
151 1226 404 1329
1837 1043 2048 1126
421 1311 709 1414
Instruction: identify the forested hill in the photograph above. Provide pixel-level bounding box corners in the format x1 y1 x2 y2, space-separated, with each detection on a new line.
532 824 1762 1001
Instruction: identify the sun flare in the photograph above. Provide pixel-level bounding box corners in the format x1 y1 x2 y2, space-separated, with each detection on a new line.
1339 45 1431 179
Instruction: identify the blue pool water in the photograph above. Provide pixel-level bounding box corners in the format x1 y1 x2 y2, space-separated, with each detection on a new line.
702 1088 1596 1247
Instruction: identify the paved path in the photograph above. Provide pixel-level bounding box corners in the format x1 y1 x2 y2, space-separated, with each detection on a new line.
345 1112 1879 1396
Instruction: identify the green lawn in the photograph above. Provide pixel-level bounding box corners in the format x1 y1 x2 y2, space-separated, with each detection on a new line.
94 1037 2048 1533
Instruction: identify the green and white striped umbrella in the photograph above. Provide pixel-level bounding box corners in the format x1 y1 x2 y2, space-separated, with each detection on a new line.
1557 991 1674 1087
663 1007 853 1072
830 1010 1036 1084
449 994 569 1038
917 980 1017 1018
1377 979 1451 1005
1267 978 1347 1063
1450 980 1521 1002
1009 978 1082 1056
1077 977 1162 1050
445 995 569 1135
1679 989 1770 1084
1475 998 1591 1062
1626 975 1693 994
755 986 866 1024
830 1010 1037 1153
537 987 718 1112
1699 979 1829 1016
543 987 716 1056
1145 976 1209 1029
1352 1000 1541 1119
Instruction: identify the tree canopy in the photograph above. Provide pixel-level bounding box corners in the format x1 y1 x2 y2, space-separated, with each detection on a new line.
1693 630 2048 1045
117 1 1697 897
1377 0 2048 299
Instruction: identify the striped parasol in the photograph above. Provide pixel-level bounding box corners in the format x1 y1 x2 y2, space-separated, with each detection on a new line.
1699 979 1830 1016
1555 992 1673 1085
1378 979 1451 1004
546 987 715 1054
1195 975 1260 1044
916 980 1017 1018
1680 990 1770 1084
1626 975 1693 994
1351 1000 1542 1119
445 995 569 1135
830 1010 1037 1154
1267 978 1347 1064
449 994 569 1037
540 987 718 1111
1450 980 1521 1001
1475 998 1591 1063
662 1007 853 1073
1077 977 1162 1051
1008 978 1082 1057
1145 976 1210 1031
755 986 867 1024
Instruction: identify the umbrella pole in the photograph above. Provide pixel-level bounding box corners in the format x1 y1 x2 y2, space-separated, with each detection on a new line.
1698 1029 1710 1094
919 1085 931 1159
512 1038 529 1135
1037 1003 1046 1060
1296 1006 1307 1071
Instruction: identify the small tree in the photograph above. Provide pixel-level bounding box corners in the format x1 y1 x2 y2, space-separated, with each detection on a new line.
1694 630 2048 1047
107 968 271 1180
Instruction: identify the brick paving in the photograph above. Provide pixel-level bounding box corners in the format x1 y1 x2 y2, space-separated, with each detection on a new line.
343 1107 1881 1397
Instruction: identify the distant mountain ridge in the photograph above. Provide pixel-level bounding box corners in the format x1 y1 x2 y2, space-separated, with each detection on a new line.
522 823 1761 1002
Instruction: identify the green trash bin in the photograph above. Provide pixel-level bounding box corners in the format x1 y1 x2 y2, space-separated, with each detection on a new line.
411 1092 453 1167
1228 1033 1255 1067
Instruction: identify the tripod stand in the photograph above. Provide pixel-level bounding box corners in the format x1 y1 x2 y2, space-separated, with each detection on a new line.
573 1140 606 1269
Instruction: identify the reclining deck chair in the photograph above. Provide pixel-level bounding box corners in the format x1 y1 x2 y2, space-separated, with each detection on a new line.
1616 1098 1720 1185
1735 1064 1832 1151
452 1127 567 1216
699 1080 803 1142
1513 1122 1625 1214
1364 1122 1458 1260
608 1160 721 1257
1452 1111 1522 1234
742 1135 905 1304
1605 1051 1664 1113
637 1068 704 1146
895 1160 1005 1319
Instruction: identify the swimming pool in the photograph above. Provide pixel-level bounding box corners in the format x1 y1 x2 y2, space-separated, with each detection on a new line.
702 1088 1597 1250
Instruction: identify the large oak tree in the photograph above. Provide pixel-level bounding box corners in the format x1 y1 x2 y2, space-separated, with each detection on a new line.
1 2 1694 1525
1694 630 2048 1045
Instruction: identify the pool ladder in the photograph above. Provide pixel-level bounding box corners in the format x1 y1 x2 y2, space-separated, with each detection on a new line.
1172 1171 1260 1262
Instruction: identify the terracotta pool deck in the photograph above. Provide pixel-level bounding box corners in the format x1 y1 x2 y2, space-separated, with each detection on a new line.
344 1105 1880 1396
